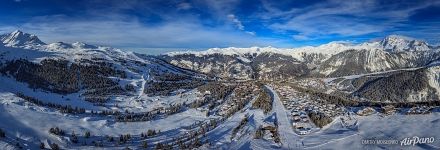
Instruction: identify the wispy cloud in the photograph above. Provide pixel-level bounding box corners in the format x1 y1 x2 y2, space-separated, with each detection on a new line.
227 14 244 30
227 14 257 36
1 14 290 52
1 0 439 50
177 2 192 10
265 0 440 41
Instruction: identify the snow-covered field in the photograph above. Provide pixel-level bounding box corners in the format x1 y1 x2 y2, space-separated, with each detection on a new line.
2 84 439 149
1 30 440 149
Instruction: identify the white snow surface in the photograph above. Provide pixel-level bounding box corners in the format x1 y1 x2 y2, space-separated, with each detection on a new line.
165 35 438 62
1 30 440 149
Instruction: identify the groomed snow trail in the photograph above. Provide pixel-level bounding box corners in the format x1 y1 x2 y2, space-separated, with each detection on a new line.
137 69 150 99
266 85 301 149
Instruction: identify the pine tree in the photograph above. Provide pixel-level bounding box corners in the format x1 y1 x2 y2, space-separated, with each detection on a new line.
84 131 91 138
155 143 163 150
16 142 23 149
0 128 5 138
107 136 114 142
39 142 45 149
50 143 60 150
142 141 148 149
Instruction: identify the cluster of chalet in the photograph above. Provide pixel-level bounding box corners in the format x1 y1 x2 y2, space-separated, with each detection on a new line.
406 106 432 115
274 85 343 117
272 84 344 135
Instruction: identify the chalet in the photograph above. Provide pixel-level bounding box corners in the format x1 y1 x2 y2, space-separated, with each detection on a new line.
381 105 396 115
357 107 376 116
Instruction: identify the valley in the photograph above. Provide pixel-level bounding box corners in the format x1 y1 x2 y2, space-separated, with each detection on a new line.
1 31 440 149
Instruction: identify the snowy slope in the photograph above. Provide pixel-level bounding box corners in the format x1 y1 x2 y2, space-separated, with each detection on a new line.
1 30 440 150
0 30 206 111
164 35 440 79
166 35 438 60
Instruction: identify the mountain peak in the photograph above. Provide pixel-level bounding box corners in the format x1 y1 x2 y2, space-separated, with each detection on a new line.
1 30 46 47
72 42 98 49
12 30 23 34
383 35 414 41
380 35 430 52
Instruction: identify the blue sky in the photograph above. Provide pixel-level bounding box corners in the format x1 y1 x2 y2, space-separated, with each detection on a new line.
0 0 439 54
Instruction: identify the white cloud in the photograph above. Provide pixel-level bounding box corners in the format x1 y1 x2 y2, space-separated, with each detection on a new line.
246 31 256 36
265 0 440 40
227 14 244 30
177 2 192 10
0 15 290 53
227 14 257 36
292 34 309 41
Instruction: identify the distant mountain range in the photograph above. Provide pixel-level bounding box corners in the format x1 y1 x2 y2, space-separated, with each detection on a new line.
1 30 440 103
161 34 440 103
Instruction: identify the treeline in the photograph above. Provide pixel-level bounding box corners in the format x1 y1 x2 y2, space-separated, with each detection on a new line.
153 119 224 149
354 69 439 102
171 119 222 149
220 82 257 118
293 85 440 108
16 93 121 116
144 80 204 96
16 93 86 114
116 109 159 122
0 59 80 94
197 82 236 100
116 103 185 122
49 127 65 136
292 85 357 107
252 87 273 114
0 59 127 103
144 66 206 96
141 129 159 138
192 82 236 110
152 72 193 81
307 111 333 128
40 119 225 149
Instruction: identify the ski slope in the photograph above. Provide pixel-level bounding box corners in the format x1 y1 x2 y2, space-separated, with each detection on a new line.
265 86 301 149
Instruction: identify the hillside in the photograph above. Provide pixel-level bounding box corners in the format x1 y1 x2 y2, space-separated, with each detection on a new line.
0 31 439 150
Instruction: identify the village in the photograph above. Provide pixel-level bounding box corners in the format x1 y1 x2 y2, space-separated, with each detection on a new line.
271 84 345 135
356 104 436 116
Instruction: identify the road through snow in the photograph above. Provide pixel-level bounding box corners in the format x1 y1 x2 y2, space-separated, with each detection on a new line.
265 85 302 149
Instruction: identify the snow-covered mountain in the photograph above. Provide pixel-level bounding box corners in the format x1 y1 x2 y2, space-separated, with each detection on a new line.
2 30 438 102
163 35 440 79
380 35 432 52
2 30 440 150
0 30 206 104
0 30 45 48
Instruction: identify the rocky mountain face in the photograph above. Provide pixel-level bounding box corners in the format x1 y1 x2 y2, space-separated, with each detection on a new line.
318 49 440 77
1 30 439 103
0 30 46 49
162 35 440 102
381 35 433 52
325 65 440 103
162 35 440 79
161 52 310 80
0 30 206 103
